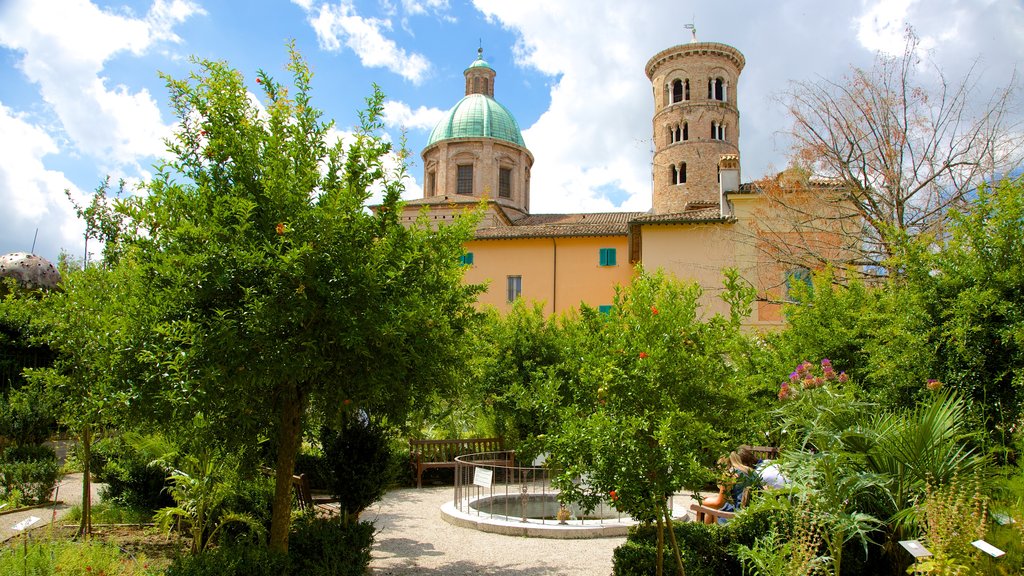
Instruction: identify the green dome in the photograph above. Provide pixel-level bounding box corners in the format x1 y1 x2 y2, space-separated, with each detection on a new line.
426 94 525 147
468 57 492 70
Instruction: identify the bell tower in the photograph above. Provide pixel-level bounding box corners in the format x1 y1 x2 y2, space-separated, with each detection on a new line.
646 36 744 214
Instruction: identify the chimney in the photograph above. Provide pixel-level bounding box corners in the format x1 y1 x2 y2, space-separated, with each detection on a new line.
718 154 740 218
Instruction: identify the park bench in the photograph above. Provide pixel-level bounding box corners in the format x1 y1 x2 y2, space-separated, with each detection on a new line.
291 473 340 514
409 437 507 488
690 445 781 524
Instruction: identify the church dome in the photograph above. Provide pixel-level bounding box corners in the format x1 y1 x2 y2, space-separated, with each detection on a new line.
426 93 525 147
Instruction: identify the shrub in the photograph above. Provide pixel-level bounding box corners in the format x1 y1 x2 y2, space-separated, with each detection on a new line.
0 384 57 447
164 542 289 576
92 435 173 511
219 473 275 543
294 448 330 490
288 513 375 576
320 414 393 521
0 444 59 503
612 507 785 576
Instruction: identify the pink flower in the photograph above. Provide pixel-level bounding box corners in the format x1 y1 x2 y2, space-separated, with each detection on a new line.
926 379 943 391
838 372 849 383
276 222 285 235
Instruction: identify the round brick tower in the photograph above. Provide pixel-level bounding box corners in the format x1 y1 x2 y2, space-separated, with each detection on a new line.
646 39 744 214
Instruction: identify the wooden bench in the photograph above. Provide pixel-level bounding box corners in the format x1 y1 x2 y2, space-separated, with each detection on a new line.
291 473 340 513
409 437 505 488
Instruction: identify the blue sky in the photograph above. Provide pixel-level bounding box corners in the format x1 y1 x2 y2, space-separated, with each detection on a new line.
1 0 1022 263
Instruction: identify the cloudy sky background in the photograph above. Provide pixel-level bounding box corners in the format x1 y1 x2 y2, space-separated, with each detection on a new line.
1 0 1022 263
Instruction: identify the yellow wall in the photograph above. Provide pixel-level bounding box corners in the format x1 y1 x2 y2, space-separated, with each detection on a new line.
461 236 633 315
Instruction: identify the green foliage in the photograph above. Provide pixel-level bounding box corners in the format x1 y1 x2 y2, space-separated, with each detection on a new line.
165 542 289 576
92 434 174 511
613 507 784 576
0 539 154 576
288 514 374 576
63 500 153 525
0 381 57 447
319 414 393 522
0 444 59 503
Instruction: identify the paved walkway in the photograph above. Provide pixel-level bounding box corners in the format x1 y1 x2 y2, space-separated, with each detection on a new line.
366 487 699 576
0 473 98 543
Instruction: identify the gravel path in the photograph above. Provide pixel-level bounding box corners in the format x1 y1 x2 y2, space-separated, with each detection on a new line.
0 473 100 543
367 486 628 576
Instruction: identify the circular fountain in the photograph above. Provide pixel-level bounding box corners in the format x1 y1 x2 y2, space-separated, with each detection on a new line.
441 451 689 539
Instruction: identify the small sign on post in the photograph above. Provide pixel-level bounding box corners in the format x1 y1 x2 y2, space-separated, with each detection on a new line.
971 540 1005 558
10 516 40 532
898 540 933 559
473 467 493 488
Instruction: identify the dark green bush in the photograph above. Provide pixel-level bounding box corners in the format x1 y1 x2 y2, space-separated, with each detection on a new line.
92 435 173 511
0 384 57 446
294 449 330 490
288 513 374 576
164 542 289 576
220 474 275 543
320 415 393 517
0 444 60 503
613 507 786 576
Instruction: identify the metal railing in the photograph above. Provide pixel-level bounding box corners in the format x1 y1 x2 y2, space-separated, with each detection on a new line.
452 451 622 525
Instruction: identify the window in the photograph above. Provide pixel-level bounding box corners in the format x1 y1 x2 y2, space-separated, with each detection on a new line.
599 248 617 267
682 122 688 141
680 162 687 183
499 167 512 198
506 275 522 302
457 165 473 195
711 122 725 141
598 305 613 314
786 268 813 301
708 78 713 99
458 252 474 266
684 79 690 100
426 171 436 196
670 164 678 185
714 77 724 101
671 79 683 103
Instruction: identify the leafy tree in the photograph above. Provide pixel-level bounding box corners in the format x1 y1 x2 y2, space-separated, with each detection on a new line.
105 45 481 552
765 28 1022 276
23 263 141 536
545 269 755 576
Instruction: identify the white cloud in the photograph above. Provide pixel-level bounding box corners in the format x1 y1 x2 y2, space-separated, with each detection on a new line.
302 1 432 84
0 103 86 259
383 100 447 131
0 0 203 170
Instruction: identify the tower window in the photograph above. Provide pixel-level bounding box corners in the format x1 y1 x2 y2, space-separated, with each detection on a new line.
684 79 690 100
670 164 679 185
672 79 683 103
673 125 681 143
683 122 688 141
711 122 725 141
507 275 522 302
708 78 713 99
426 171 436 196
457 165 473 195
499 167 511 198
714 77 725 101
680 162 687 183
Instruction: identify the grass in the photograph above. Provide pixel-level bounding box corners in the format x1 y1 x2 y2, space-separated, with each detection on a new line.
63 501 153 526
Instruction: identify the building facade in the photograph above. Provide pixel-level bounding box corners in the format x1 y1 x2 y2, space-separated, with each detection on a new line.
398 39 825 328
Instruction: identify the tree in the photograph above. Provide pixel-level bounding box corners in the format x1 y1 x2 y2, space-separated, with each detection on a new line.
107 45 482 552
758 28 1022 277
545 269 755 576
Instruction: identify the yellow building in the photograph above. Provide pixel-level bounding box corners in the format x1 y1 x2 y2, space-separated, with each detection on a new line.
398 40 831 328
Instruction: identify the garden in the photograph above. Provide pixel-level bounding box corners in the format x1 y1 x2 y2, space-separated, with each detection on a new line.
1 44 1023 576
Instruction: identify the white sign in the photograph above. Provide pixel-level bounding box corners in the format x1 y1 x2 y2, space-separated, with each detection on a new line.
10 516 40 532
473 467 493 488
898 540 933 559
971 540 1005 558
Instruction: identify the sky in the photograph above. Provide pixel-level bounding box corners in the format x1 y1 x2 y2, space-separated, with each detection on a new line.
1 0 1022 263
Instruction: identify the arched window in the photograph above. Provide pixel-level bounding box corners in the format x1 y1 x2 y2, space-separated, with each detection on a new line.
672 80 683 103
708 78 713 99
682 122 688 141
670 164 679 185
680 162 687 183
473 77 481 93
714 77 724 101
674 125 681 142
684 79 690 100
667 126 674 143
711 121 717 139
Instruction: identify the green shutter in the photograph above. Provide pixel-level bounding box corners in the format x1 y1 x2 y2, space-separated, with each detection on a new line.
459 252 474 266
598 305 613 314
599 248 616 267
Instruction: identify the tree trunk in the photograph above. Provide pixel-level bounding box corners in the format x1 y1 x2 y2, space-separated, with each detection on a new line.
656 514 665 576
663 501 686 576
77 424 92 538
268 381 304 553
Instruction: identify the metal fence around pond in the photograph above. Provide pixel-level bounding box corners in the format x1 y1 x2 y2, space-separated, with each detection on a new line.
453 451 624 525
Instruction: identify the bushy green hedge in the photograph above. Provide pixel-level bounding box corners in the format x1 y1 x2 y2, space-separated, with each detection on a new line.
164 515 374 576
613 506 783 576
91 435 173 511
0 444 59 503
288 514 374 576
